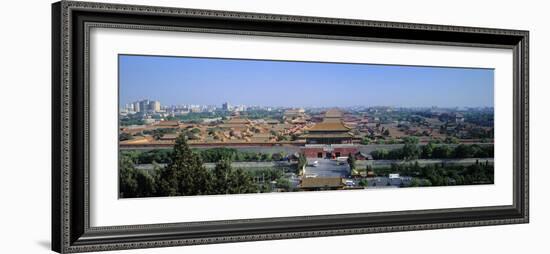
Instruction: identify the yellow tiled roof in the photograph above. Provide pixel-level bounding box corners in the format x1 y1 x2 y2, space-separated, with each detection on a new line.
225 118 250 124
308 121 350 132
300 177 344 188
324 109 344 118
157 120 180 126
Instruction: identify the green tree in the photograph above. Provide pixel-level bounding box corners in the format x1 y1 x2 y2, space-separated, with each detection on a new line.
421 179 433 187
454 144 474 158
212 159 232 194
258 183 272 193
402 136 419 144
421 142 435 158
433 145 452 159
157 134 212 196
409 161 421 176
272 152 284 161
228 168 257 194
134 169 157 197
275 177 292 191
371 149 389 160
261 153 272 161
401 143 420 160
199 147 237 162
409 178 420 187
347 153 356 170
119 155 138 198
444 136 459 144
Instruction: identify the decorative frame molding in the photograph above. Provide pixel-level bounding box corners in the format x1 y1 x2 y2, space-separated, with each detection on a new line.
52 1 529 253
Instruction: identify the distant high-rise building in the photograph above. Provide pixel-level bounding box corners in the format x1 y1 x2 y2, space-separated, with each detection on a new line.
150 101 161 112
234 105 246 112
139 100 150 113
133 101 140 113
125 103 134 112
222 102 230 111
128 99 162 113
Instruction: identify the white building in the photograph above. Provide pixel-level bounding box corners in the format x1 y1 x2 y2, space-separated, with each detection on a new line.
150 101 161 112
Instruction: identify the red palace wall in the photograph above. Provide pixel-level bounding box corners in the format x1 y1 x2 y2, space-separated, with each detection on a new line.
302 146 358 158
303 147 324 158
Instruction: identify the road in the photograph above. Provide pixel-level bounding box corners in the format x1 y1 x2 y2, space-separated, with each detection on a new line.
121 143 493 153
135 158 492 172
121 144 302 154
135 161 292 171
356 158 493 168
304 159 350 178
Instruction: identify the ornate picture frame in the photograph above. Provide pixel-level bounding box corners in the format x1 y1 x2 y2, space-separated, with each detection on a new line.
52 1 528 253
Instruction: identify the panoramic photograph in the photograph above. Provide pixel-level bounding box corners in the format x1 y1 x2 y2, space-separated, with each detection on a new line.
118 55 494 199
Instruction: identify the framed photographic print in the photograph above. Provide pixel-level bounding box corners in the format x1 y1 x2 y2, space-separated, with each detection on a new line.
52 1 529 253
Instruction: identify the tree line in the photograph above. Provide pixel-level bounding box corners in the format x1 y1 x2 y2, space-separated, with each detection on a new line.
121 147 290 165
120 134 258 198
371 143 493 160
372 160 494 186
198 147 288 163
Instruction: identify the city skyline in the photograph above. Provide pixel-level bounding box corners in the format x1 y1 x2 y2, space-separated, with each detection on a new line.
119 55 494 108
123 98 495 110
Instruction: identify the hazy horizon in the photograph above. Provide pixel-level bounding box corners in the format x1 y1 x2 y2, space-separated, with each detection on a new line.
119 55 494 108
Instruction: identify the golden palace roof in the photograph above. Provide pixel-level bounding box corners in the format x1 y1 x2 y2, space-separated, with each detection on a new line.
156 120 180 126
302 133 353 139
225 118 250 124
308 121 350 132
324 109 344 119
299 177 344 188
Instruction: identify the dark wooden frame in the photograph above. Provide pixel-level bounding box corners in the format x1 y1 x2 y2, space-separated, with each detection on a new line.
52 1 529 253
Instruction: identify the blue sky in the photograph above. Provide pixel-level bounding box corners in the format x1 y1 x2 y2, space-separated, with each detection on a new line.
119 55 494 108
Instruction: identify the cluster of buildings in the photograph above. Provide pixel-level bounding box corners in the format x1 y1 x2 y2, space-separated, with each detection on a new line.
222 102 249 112
120 102 493 156
120 103 494 192
122 100 278 118
120 112 308 147
120 107 367 161
123 99 161 114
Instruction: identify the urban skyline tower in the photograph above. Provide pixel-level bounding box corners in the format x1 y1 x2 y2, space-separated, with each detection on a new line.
124 99 162 113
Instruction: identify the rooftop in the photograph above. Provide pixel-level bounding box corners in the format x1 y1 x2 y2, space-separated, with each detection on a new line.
157 120 180 126
304 144 357 148
302 133 354 139
308 121 351 132
284 108 305 115
322 118 344 123
299 177 344 188
324 109 344 119
159 133 179 140
225 117 250 124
